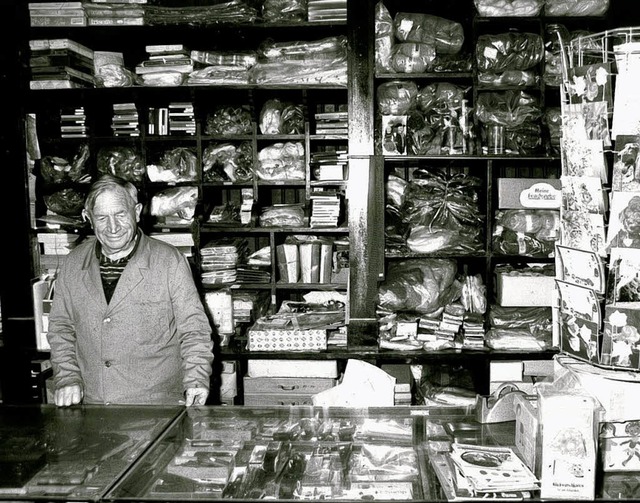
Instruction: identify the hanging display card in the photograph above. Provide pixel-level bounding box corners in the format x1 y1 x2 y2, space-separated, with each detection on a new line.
556 245 605 294
560 111 608 183
606 247 640 304
612 134 640 192
602 304 640 369
605 192 640 251
612 42 640 137
561 175 607 216
556 280 601 364
560 210 606 257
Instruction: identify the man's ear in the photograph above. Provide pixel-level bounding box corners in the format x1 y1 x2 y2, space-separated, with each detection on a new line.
81 209 90 224
135 202 143 222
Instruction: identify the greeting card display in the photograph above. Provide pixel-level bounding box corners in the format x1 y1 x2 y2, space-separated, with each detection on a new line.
612 135 640 192
556 245 605 294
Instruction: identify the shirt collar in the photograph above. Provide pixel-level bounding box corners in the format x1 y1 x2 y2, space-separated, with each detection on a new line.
95 229 142 262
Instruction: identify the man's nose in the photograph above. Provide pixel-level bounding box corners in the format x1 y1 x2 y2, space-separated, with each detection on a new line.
107 217 119 232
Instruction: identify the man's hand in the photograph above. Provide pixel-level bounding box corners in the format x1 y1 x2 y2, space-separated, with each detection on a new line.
54 384 83 407
185 388 208 406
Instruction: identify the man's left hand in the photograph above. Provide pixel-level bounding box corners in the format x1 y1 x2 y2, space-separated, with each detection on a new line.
185 388 208 406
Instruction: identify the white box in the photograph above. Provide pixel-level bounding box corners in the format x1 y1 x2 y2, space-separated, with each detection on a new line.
247 359 339 378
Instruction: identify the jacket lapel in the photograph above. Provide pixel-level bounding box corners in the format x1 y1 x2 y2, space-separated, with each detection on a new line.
81 240 108 309
107 233 151 311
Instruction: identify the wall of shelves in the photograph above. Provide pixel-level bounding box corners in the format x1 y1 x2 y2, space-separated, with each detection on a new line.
3 0 639 404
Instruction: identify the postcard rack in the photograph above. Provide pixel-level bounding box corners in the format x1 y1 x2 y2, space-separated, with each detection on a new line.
553 25 640 373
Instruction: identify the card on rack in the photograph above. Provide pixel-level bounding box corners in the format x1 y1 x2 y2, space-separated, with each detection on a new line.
612 135 640 192
606 191 640 251
556 244 606 294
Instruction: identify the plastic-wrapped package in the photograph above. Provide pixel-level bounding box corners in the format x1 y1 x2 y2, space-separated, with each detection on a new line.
147 148 198 184
262 0 307 22
259 99 304 135
147 148 199 183
40 144 90 184
544 107 562 155
377 80 418 115
259 35 347 61
460 274 487 314
416 83 465 113
150 186 198 220
250 59 347 86
202 142 253 183
390 43 436 73
475 90 542 128
377 258 461 314
95 64 136 88
485 328 552 350
375 1 394 73
474 0 544 17
545 0 609 16
394 12 464 55
401 169 484 253
476 32 545 73
504 123 543 155
492 209 560 257
544 24 570 87
140 71 186 87
44 187 86 217
257 142 305 181
205 105 252 136
488 305 553 332
187 65 250 86
97 146 145 182
477 69 538 88
259 204 305 227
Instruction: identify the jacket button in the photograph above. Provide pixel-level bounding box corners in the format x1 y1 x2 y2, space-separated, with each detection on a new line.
103 317 111 323
105 361 111 367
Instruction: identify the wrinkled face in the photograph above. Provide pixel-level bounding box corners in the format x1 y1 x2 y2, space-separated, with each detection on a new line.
86 188 141 256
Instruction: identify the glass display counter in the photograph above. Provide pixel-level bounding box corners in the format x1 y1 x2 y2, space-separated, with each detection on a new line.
106 405 439 501
1 404 634 502
0 404 182 501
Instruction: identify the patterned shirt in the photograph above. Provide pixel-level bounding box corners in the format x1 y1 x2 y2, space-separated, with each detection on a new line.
96 231 141 304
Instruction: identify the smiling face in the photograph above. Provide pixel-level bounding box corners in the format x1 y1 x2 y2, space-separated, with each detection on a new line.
86 187 142 257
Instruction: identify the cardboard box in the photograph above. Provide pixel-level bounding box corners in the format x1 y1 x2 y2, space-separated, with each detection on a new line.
247 359 339 378
498 178 561 209
247 328 327 352
496 269 555 307
513 393 540 476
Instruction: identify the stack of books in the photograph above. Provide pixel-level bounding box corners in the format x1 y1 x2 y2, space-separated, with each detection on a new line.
168 102 196 136
314 109 348 135
29 38 95 90
462 313 486 350
135 44 193 77
37 232 80 256
111 103 140 137
310 147 348 181
382 364 413 405
307 0 347 22
200 238 248 285
60 106 87 139
310 190 341 227
29 2 86 27
84 1 145 26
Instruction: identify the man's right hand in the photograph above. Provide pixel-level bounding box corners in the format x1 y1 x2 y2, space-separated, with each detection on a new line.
54 384 83 407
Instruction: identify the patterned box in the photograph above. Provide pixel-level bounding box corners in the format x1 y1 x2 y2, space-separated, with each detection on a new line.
247 328 327 351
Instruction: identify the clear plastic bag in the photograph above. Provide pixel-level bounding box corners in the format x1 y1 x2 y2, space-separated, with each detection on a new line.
377 80 418 115
97 146 145 183
476 32 545 73
256 142 305 181
390 43 436 73
545 0 609 16
375 1 394 72
394 12 464 55
474 0 544 17
150 186 198 220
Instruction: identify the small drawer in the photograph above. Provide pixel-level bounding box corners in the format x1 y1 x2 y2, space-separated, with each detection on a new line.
243 393 315 406
243 377 336 394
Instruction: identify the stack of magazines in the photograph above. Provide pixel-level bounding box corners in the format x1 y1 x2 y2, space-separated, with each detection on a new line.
431 443 539 501
200 238 247 285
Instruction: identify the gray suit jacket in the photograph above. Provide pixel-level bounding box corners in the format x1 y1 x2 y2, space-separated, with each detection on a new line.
48 232 214 405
